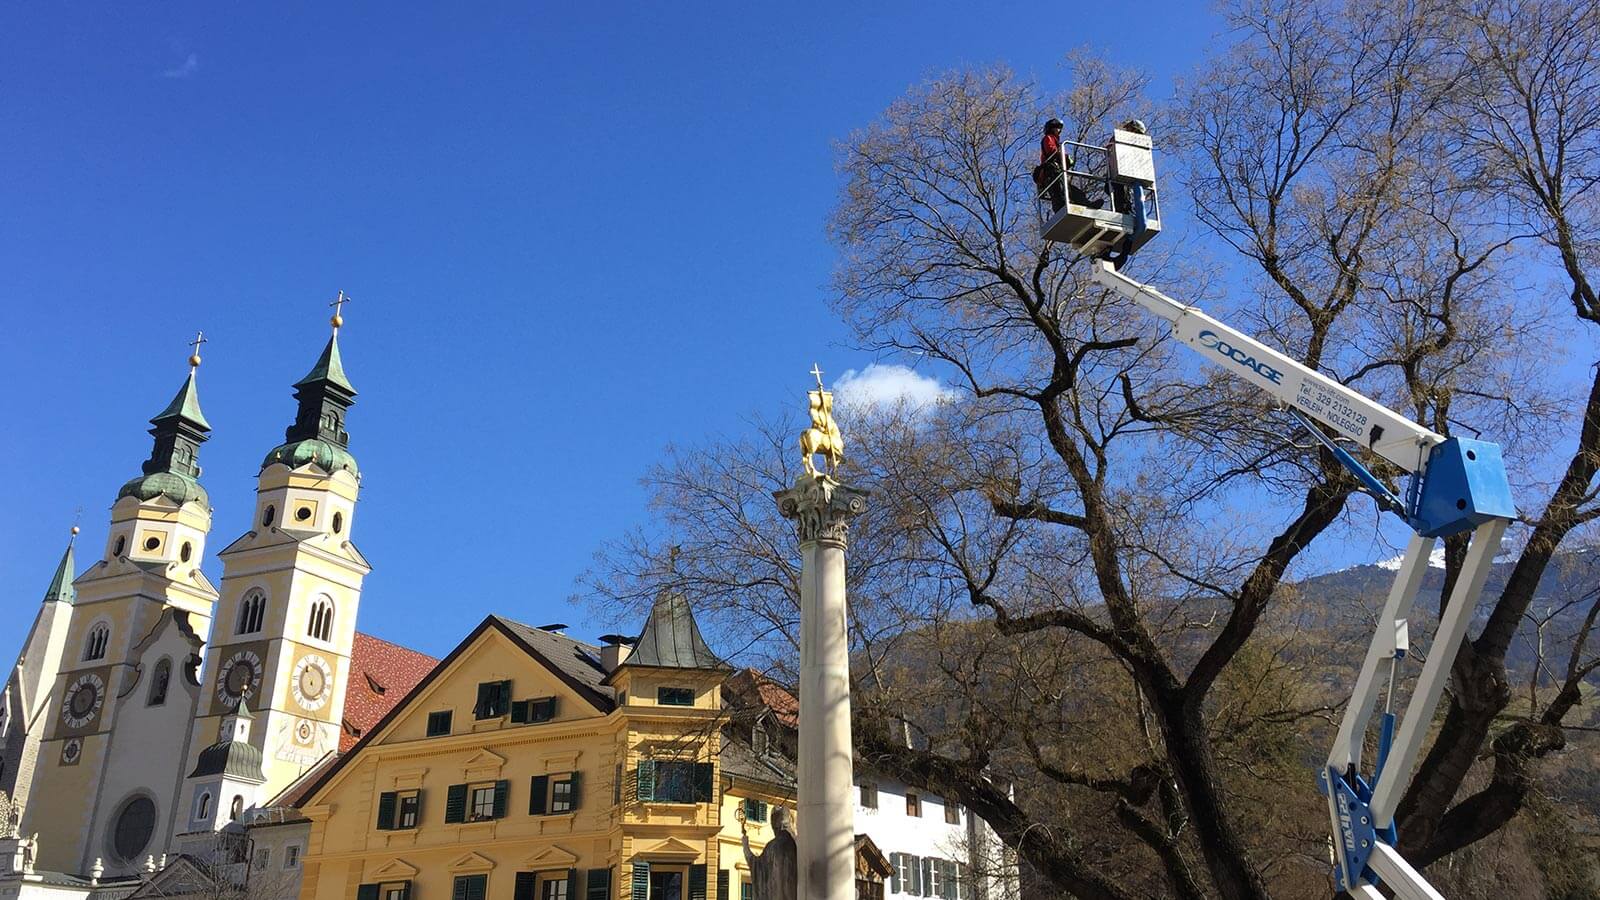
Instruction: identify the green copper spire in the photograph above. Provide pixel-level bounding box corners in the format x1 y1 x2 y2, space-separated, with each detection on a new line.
263 301 360 475
118 337 212 506
43 529 77 604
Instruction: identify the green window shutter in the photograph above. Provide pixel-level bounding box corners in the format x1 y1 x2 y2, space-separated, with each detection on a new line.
889 854 900 893
920 857 931 897
529 775 549 815
445 783 467 823
741 880 752 900
376 792 396 830
630 862 650 900
532 697 558 722
688 865 706 900
716 870 729 900
357 884 379 900
469 875 488 900
514 873 537 900
400 882 413 900
566 869 580 900
497 680 513 712
510 699 531 724
635 760 655 802
694 762 715 803
473 683 491 718
452 877 470 900
569 770 582 810
585 868 612 900
493 779 510 819
908 855 921 895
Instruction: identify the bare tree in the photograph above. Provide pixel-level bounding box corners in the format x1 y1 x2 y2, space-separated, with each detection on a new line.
585 3 1600 897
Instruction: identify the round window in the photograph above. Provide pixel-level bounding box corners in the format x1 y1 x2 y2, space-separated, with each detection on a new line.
295 507 312 522
113 536 126 556
180 542 193 562
112 796 156 861
262 505 276 527
143 536 161 551
332 512 344 534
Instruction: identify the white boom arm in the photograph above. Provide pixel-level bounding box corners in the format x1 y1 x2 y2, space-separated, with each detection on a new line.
1088 260 1513 900
1090 262 1442 473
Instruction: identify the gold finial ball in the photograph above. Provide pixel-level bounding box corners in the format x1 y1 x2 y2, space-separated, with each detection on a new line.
189 354 202 368
330 314 344 329
71 526 80 536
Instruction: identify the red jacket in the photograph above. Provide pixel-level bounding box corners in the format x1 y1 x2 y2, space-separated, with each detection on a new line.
1041 132 1062 164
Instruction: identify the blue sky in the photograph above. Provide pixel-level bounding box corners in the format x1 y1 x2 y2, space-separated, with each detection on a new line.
0 3 1225 661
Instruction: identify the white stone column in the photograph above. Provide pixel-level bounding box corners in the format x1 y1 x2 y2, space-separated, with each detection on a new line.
776 475 868 900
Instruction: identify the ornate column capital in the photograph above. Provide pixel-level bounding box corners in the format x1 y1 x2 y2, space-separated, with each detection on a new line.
774 474 870 547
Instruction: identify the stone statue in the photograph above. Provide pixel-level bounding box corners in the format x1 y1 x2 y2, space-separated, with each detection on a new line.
799 365 843 477
741 805 798 900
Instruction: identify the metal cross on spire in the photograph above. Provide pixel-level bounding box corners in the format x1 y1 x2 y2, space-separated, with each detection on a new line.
188 331 207 372
810 362 825 390
329 290 351 333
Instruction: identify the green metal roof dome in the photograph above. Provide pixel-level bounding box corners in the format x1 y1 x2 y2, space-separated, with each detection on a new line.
117 470 210 506
260 438 359 476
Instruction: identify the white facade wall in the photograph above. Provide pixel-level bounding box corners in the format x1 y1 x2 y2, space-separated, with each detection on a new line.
854 776 1019 900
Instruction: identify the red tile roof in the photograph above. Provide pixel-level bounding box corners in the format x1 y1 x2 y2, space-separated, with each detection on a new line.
725 668 799 729
340 632 438 751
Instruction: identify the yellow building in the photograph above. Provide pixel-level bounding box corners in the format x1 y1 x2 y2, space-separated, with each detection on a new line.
294 590 739 900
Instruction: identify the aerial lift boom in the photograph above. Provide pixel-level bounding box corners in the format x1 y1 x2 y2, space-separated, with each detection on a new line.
1041 127 1517 898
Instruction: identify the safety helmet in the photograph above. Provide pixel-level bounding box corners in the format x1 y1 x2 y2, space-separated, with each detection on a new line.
1045 117 1064 130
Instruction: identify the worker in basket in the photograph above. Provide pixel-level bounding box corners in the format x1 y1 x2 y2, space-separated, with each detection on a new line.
1034 117 1100 212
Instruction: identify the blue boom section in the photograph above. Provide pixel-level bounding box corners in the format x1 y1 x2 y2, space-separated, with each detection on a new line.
1409 438 1516 538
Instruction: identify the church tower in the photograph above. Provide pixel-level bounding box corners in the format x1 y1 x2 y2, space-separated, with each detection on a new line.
0 530 79 817
183 304 369 826
25 344 219 877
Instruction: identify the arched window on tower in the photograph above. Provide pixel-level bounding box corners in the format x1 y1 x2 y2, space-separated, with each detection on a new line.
84 624 110 661
196 791 212 820
236 590 267 635
307 596 334 643
230 795 244 821
147 657 172 706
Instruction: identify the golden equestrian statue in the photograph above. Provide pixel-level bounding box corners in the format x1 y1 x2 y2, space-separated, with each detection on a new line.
800 364 844 477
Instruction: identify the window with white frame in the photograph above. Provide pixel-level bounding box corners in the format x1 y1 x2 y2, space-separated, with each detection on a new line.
470 784 497 820
283 845 301 869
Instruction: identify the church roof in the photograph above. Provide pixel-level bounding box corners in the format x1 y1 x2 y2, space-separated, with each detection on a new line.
340 632 439 751
617 591 728 673
295 334 356 395
151 369 211 432
120 364 211 506
43 538 76 604
190 739 265 782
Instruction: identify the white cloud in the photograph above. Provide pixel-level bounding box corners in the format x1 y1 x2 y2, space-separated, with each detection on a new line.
162 53 199 79
832 364 954 411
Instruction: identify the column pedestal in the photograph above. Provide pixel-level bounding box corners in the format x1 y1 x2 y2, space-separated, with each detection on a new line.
776 474 868 900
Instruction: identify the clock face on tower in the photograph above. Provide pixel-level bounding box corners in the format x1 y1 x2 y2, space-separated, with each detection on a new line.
291 653 334 711
216 649 263 708
61 673 106 729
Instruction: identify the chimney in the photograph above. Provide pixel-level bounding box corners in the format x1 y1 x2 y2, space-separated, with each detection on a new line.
599 634 634 672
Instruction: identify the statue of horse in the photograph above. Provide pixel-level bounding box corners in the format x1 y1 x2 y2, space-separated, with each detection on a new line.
800 389 843 476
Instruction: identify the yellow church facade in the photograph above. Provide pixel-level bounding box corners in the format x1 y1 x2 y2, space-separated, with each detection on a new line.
292 591 795 900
